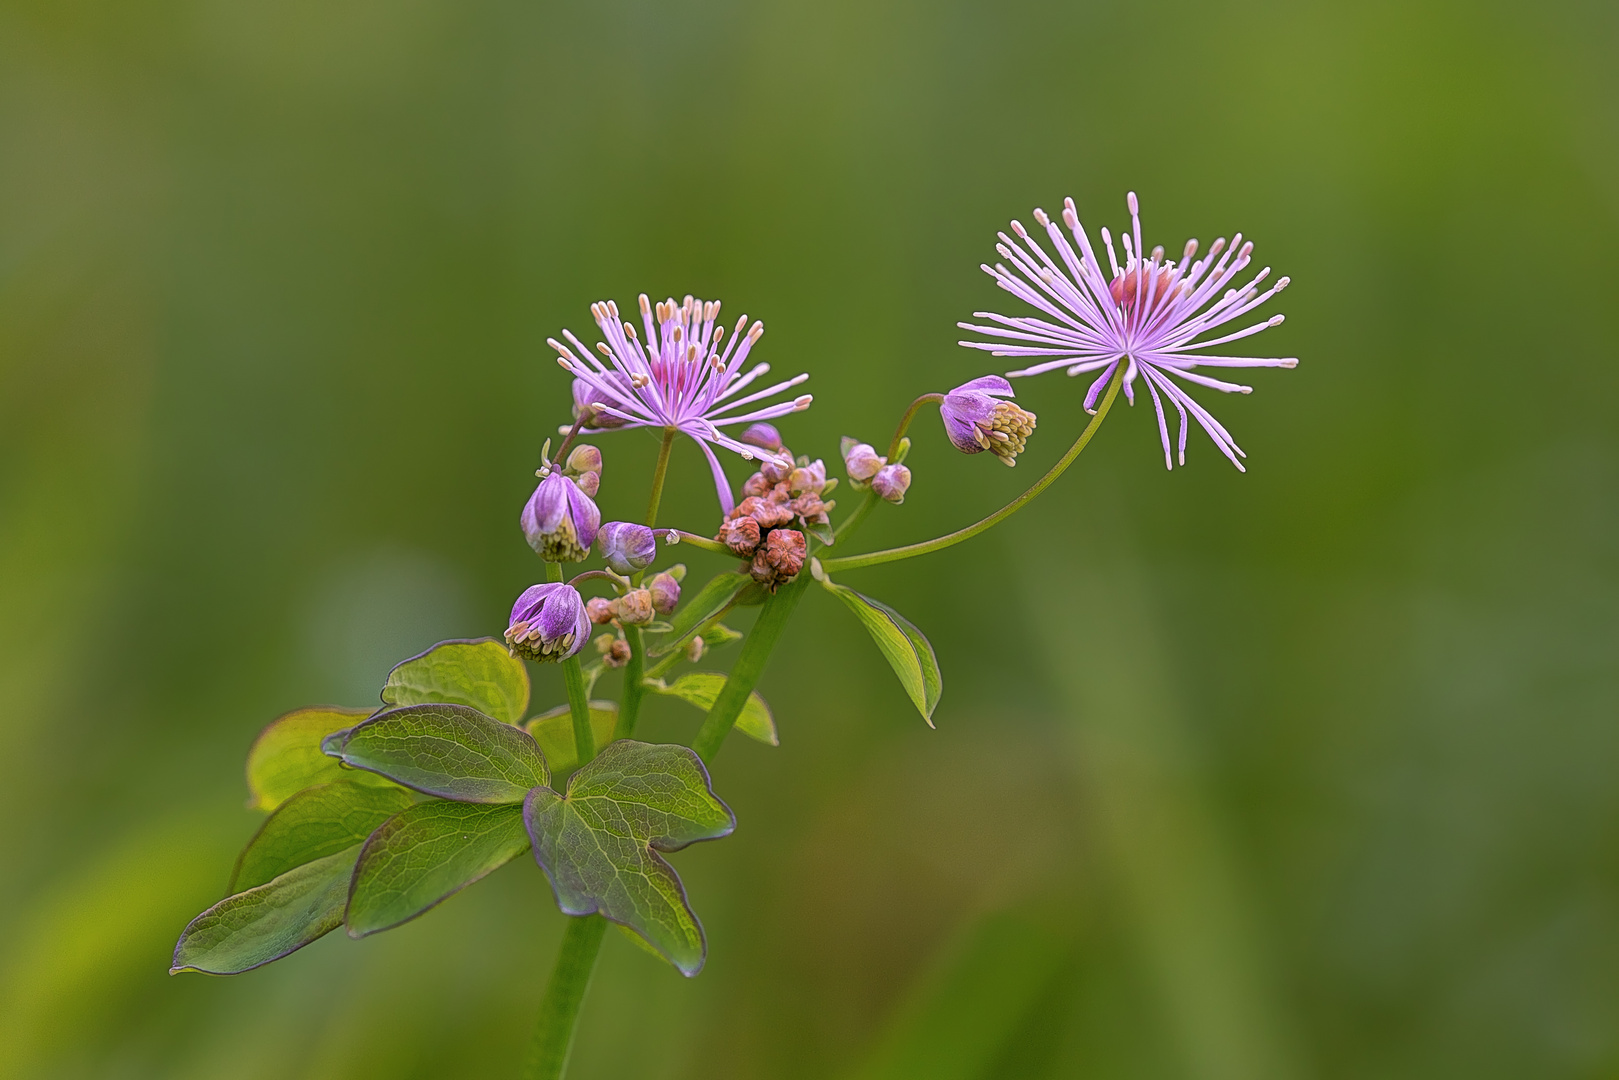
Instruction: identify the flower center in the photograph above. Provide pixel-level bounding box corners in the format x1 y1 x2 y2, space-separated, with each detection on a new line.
1109 264 1182 316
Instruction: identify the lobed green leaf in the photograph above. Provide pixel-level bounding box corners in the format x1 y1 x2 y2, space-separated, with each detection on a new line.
230 781 416 892
245 706 381 812
323 703 549 802
525 701 620 773
171 847 358 975
643 673 778 746
346 801 530 937
382 638 531 725
822 582 943 724
524 740 734 976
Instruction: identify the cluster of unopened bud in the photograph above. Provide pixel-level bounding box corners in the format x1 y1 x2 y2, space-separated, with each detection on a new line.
561 443 602 498
582 566 682 631
719 428 833 588
595 632 631 668
841 437 911 503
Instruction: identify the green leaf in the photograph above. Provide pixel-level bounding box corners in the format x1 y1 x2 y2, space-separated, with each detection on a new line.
650 570 752 656
697 621 742 648
822 582 942 724
524 740 734 977
245 706 380 812
524 701 620 773
230 781 416 892
323 703 549 802
171 847 357 975
643 673 778 746
346 801 530 937
382 638 531 725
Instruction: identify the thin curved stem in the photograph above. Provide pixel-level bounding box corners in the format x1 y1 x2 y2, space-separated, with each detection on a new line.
551 411 593 468
567 569 627 591
889 393 944 458
522 914 607 1080
667 530 742 558
820 370 1122 573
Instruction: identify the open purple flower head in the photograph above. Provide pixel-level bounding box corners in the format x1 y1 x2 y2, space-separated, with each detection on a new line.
550 295 812 514
939 376 1036 466
521 471 601 563
959 192 1295 471
505 582 590 663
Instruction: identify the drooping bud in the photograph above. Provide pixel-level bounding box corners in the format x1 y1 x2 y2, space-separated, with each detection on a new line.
872 463 911 503
596 521 656 574
585 597 615 625
610 588 655 626
939 376 1037 467
684 635 706 663
521 471 602 562
718 516 761 556
738 423 783 453
648 571 681 615
842 440 885 486
505 583 590 663
595 632 631 668
572 376 632 428
750 528 806 587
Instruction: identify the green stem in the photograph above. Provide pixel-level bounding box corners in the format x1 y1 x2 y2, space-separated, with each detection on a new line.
691 573 811 763
820 371 1122 573
522 914 607 1080
644 428 677 527
889 393 944 458
549 561 595 766
669 530 742 558
617 626 645 740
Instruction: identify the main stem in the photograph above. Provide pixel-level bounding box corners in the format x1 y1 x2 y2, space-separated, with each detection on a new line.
521 914 607 1080
618 428 676 741
691 572 811 763
820 371 1122 573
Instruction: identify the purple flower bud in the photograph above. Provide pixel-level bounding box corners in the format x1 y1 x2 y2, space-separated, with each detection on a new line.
572 376 632 428
585 597 615 625
789 460 827 496
522 471 601 562
506 583 590 662
939 376 1037 467
739 423 783 453
595 633 631 668
872 463 911 503
596 521 656 574
648 571 681 615
842 441 885 484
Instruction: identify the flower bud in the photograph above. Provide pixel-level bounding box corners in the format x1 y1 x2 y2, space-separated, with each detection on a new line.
789 460 827 496
585 596 615 625
572 376 632 428
739 423 783 453
740 472 773 499
565 444 602 477
595 633 631 668
759 452 795 485
610 588 655 626
648 571 681 615
574 470 600 498
940 376 1037 467
750 528 806 586
596 521 656 574
718 516 761 556
522 471 601 562
684 635 706 663
842 441 885 484
506 583 589 663
872 463 911 503
736 495 794 530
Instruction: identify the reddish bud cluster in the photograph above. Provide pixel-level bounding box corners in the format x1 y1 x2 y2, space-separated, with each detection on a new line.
716 445 830 588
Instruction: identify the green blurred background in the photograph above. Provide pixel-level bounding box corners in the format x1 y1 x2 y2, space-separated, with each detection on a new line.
3 0 1616 1076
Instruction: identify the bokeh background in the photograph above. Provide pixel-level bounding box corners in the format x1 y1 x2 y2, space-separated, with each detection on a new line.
3 0 1617 1076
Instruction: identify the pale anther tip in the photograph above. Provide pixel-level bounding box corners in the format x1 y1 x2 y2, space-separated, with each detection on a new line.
666 530 680 544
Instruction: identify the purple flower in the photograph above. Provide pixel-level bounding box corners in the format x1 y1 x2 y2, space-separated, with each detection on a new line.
550 295 813 514
505 583 590 663
939 376 1037 467
521 471 601 563
959 192 1295 471
596 521 656 574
